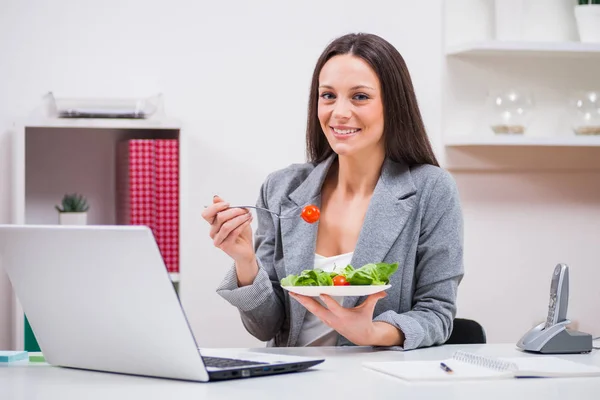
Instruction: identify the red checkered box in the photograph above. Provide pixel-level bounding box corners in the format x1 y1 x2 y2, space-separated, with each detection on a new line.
155 139 179 273
116 139 179 273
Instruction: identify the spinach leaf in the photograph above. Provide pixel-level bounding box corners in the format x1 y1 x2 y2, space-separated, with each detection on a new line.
280 274 298 286
345 262 398 286
281 269 333 286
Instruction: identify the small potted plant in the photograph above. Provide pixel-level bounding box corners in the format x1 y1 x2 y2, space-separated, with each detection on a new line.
576 0 600 43
55 193 90 225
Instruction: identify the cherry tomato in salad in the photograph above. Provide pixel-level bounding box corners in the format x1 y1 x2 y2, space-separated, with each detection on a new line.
301 204 320 224
332 275 350 286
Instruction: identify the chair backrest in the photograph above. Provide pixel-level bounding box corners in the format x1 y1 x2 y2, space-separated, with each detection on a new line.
445 318 486 345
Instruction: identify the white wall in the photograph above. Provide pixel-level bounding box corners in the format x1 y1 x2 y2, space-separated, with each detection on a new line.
455 171 600 343
0 0 443 348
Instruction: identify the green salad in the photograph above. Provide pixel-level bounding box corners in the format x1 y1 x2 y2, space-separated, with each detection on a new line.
280 262 398 287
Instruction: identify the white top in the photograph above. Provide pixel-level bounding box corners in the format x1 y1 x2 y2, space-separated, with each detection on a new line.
295 251 354 347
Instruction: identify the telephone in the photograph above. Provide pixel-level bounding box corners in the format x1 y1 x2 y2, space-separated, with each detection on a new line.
544 263 569 330
517 263 592 354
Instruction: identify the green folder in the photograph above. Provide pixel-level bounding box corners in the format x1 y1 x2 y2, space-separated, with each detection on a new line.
24 315 41 352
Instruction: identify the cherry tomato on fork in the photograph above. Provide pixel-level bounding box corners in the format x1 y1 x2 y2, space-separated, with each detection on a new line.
332 275 350 286
301 205 320 224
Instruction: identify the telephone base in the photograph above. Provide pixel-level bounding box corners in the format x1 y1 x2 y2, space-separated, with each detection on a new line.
516 320 593 354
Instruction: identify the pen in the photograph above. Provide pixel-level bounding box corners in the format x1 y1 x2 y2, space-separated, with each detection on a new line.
440 362 453 373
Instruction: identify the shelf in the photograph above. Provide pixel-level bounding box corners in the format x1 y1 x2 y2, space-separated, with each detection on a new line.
24 117 182 130
446 41 600 58
444 135 600 147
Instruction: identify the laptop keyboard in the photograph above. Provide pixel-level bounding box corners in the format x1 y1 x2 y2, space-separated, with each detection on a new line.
202 356 266 368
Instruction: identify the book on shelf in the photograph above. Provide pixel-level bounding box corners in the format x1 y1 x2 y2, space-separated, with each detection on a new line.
116 139 179 273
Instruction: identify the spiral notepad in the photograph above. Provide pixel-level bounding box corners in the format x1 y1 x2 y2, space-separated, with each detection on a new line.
452 350 518 372
363 350 600 381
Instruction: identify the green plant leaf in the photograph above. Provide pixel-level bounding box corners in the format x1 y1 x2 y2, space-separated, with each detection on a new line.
57 193 89 213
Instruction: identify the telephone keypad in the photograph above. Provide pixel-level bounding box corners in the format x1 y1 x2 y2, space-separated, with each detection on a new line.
545 294 557 328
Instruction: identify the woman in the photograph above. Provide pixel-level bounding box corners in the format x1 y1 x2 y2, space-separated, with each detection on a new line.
201 32 463 350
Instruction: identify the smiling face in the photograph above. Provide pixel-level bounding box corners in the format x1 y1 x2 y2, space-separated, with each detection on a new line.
317 54 385 160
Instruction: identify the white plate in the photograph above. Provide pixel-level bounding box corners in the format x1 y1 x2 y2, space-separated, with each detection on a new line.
282 285 391 297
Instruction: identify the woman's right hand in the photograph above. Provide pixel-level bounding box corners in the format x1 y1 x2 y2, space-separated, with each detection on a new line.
201 196 258 281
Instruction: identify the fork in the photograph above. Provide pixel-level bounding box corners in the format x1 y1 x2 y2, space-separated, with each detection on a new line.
230 205 297 219
205 205 296 219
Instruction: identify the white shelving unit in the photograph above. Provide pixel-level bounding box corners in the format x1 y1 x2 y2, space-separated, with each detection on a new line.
442 37 600 169
10 114 182 350
23 117 182 130
444 135 600 147
446 41 600 58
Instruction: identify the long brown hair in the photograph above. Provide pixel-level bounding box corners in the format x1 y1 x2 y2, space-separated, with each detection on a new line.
306 33 439 167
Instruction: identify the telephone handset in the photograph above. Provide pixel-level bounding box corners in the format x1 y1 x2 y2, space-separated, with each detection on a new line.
517 263 592 354
544 263 569 330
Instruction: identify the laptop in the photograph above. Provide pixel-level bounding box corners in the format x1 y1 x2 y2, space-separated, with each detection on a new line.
0 224 324 382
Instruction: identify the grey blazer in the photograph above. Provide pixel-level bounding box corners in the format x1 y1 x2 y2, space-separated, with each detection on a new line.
216 155 464 350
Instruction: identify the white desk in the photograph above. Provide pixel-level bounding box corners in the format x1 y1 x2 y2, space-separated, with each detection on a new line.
1 344 599 400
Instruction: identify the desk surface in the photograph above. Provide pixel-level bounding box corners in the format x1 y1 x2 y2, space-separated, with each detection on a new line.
1 344 600 400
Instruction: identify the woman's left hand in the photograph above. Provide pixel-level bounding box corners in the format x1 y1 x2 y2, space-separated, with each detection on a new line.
289 291 389 346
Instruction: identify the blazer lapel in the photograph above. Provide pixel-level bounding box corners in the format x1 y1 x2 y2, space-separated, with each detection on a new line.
280 155 336 346
342 158 417 309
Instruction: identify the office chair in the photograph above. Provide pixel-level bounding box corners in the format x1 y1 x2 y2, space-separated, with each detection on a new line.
445 318 486 345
